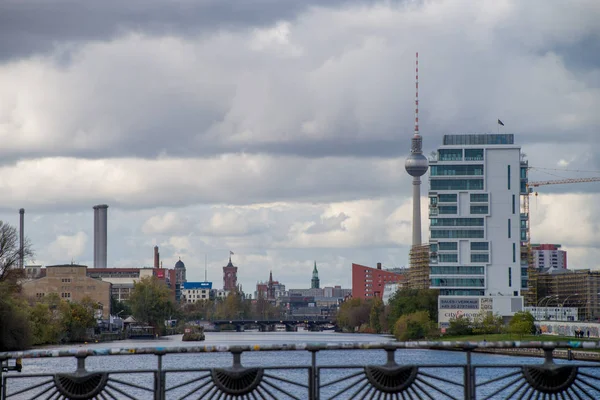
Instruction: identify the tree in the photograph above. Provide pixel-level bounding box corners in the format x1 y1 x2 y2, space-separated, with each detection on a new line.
394 311 435 341
446 315 473 336
336 298 371 332
472 311 504 336
0 220 34 283
129 276 175 332
0 282 32 350
508 311 535 338
369 298 384 333
387 289 439 333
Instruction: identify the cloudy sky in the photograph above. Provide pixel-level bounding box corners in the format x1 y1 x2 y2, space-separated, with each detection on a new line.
1 0 599 293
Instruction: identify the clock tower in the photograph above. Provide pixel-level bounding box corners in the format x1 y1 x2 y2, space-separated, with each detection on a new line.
223 254 238 291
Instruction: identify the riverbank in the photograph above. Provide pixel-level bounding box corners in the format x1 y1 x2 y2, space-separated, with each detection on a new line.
433 333 600 361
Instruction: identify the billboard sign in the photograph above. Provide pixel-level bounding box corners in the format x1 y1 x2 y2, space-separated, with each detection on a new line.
438 296 493 328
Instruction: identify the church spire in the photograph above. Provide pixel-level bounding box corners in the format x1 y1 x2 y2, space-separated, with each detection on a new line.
311 261 320 289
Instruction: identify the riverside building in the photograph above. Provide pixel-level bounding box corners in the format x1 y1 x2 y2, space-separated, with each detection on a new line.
428 134 528 327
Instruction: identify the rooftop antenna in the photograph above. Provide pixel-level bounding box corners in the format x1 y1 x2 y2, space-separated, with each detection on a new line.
204 254 207 282
415 51 419 136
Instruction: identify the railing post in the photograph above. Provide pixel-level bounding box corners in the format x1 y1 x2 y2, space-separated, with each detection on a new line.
156 353 164 400
464 349 474 400
310 349 319 400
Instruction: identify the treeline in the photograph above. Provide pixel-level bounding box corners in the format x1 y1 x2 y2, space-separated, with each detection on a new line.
0 282 98 351
336 289 439 340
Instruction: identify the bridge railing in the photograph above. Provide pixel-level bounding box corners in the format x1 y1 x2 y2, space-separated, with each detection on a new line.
2 341 600 399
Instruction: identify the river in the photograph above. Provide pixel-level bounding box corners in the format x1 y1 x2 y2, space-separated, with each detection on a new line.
4 331 599 399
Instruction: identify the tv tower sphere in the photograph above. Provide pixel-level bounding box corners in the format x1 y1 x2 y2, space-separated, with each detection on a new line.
405 135 429 177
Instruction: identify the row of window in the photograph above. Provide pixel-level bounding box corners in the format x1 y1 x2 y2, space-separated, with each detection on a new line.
430 218 484 227
439 254 458 263
471 242 489 251
430 165 484 176
430 179 484 191
430 266 485 275
440 289 485 296
431 278 485 287
431 230 484 239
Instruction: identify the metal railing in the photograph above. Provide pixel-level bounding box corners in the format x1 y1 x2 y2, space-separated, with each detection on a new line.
2 341 600 399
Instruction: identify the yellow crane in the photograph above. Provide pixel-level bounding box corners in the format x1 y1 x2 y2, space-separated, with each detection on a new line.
522 176 600 305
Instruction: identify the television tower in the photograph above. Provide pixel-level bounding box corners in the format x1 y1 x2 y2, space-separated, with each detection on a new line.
404 52 429 246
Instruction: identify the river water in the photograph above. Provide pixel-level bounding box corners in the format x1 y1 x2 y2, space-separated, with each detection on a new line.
4 331 599 399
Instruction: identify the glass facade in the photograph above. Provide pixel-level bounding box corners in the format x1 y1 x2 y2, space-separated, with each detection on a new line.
470 205 488 214
443 134 514 145
470 193 489 202
439 242 458 251
439 289 485 296
430 165 483 176
431 230 484 239
430 266 484 275
430 179 484 191
470 242 489 251
471 254 489 263
430 218 484 227
439 205 458 214
438 194 457 202
465 149 484 161
431 278 485 287
439 254 458 263
438 149 462 161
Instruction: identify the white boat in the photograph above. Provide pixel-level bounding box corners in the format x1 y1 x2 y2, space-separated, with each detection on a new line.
274 324 286 332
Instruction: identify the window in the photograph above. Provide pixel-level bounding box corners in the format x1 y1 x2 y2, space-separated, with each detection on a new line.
439 289 485 296
443 134 514 145
470 254 489 263
430 218 484 227
431 230 484 239
470 193 488 202
470 242 489 251
507 165 511 190
470 205 489 214
520 166 527 179
430 196 438 206
430 165 483 176
465 149 484 161
438 242 458 251
438 194 457 202
431 278 485 287
430 179 484 191
430 243 438 252
512 243 516 263
439 254 458 263
508 267 512 287
438 149 463 161
508 219 512 238
439 205 458 214
430 266 484 275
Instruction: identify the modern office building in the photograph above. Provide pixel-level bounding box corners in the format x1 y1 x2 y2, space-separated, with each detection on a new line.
428 134 528 324
532 243 567 273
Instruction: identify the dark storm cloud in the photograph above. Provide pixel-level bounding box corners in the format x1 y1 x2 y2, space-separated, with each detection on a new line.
0 0 379 60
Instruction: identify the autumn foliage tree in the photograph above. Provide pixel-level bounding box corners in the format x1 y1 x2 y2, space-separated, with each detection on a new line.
129 276 175 332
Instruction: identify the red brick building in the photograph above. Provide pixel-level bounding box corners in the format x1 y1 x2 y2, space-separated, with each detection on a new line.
223 256 238 291
351 263 405 299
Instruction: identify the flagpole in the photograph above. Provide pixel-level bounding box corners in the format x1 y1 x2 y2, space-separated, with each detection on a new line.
497 119 499 135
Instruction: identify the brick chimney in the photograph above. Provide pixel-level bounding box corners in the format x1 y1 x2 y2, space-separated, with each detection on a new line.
154 246 160 268
377 262 382 270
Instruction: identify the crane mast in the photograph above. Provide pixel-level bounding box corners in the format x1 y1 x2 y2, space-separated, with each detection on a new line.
523 176 600 306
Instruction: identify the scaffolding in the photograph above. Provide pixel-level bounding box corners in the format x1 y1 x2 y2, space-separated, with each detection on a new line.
534 270 600 321
408 244 430 290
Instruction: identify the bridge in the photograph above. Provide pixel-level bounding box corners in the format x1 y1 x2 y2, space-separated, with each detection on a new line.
2 341 600 399
211 318 336 332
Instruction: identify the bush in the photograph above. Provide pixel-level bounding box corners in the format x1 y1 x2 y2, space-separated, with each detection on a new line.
446 315 473 336
394 311 435 341
508 311 535 337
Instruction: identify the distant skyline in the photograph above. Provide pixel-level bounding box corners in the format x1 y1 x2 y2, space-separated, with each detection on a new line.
1 0 600 291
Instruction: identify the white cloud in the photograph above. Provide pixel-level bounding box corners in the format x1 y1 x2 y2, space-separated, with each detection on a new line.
47 231 88 262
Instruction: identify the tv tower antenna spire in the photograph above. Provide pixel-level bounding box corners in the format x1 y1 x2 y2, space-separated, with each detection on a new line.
415 51 419 136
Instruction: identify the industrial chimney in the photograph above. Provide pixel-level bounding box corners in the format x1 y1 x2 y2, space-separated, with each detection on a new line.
93 205 109 268
154 246 160 268
19 208 24 269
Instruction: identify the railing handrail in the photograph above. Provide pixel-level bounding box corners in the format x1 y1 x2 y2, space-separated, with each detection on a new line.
2 340 600 360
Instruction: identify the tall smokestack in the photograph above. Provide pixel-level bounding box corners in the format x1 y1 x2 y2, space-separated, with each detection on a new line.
93 205 109 268
19 208 24 269
154 246 160 268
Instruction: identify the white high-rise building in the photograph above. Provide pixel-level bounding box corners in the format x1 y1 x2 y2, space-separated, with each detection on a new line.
428 134 528 326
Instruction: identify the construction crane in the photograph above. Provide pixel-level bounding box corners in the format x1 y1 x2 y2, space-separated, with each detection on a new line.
522 176 600 305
